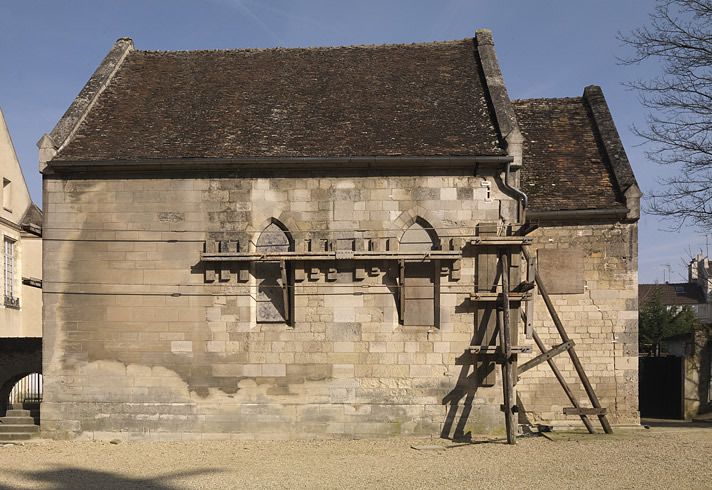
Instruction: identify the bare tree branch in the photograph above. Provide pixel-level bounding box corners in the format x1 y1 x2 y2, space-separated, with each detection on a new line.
620 0 712 227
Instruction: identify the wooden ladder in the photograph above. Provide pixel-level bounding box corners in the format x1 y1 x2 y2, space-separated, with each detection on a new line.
470 236 613 444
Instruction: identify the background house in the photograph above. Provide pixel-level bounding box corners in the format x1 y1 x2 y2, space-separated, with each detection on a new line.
0 108 43 427
39 30 639 440
638 256 712 420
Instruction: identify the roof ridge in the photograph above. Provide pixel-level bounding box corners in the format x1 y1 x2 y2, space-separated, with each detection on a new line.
513 96 583 104
133 38 471 55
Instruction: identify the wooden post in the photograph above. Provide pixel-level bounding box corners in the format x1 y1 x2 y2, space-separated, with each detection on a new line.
398 259 405 325
521 246 613 434
525 254 535 339
279 259 290 326
433 259 441 328
499 250 516 444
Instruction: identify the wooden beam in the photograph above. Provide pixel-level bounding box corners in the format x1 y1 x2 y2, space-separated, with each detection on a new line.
563 407 607 416
469 292 530 302
201 250 462 262
518 340 574 375
499 250 516 445
434 259 441 329
398 259 405 325
470 236 533 246
469 345 531 354
524 254 536 339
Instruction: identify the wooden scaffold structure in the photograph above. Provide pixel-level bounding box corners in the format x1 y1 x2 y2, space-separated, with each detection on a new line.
470 231 612 444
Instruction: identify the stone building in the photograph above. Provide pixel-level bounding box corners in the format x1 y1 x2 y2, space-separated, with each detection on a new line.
0 107 42 413
39 30 640 440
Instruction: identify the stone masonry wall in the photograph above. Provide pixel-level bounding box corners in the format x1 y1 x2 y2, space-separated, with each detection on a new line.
517 223 639 426
41 169 637 439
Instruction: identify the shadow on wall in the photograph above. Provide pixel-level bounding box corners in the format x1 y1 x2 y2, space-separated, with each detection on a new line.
0 467 221 490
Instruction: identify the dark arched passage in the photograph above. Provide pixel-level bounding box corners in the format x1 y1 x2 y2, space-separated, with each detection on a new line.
0 338 41 415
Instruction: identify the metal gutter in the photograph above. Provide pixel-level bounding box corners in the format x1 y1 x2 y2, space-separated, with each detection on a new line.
44 155 514 173
527 208 629 222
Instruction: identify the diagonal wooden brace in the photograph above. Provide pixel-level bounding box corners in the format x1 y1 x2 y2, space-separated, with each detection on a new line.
518 340 575 375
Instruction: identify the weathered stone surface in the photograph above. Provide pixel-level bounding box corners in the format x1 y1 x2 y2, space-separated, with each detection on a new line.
40 169 638 439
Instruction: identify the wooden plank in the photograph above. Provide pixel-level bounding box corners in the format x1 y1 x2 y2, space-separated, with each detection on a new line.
563 407 607 416
201 250 462 261
470 237 533 245
518 340 575 375
522 246 612 435
476 247 498 387
469 345 531 354
469 292 530 302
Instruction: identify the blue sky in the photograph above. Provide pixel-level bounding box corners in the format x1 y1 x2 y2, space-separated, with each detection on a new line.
0 0 704 282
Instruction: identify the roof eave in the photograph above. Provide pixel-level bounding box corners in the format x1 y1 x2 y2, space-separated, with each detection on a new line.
527 207 631 225
43 154 514 174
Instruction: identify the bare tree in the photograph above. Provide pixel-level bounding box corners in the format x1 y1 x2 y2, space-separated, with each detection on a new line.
619 0 712 228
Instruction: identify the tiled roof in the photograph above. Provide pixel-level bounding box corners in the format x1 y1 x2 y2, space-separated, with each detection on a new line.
54 40 505 161
514 96 626 213
639 283 706 306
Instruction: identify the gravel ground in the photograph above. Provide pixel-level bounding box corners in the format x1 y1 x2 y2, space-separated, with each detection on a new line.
0 426 710 489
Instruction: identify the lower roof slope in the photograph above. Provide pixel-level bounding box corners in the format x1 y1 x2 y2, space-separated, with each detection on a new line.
514 96 626 214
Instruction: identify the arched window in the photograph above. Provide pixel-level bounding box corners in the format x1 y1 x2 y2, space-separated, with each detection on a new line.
400 218 439 252
399 218 439 327
255 221 292 324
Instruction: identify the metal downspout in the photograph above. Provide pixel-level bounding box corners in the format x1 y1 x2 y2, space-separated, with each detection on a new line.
502 162 528 223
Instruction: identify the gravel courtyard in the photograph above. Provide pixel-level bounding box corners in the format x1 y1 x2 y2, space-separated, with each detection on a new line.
0 426 710 489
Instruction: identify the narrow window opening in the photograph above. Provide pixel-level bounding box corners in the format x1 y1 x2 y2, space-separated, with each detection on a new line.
255 222 292 324
400 219 439 327
2 178 10 212
4 237 18 308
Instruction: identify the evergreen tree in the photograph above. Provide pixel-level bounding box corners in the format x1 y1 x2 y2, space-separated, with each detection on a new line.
639 290 698 355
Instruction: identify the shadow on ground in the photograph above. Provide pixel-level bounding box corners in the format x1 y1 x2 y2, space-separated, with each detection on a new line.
0 466 221 489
